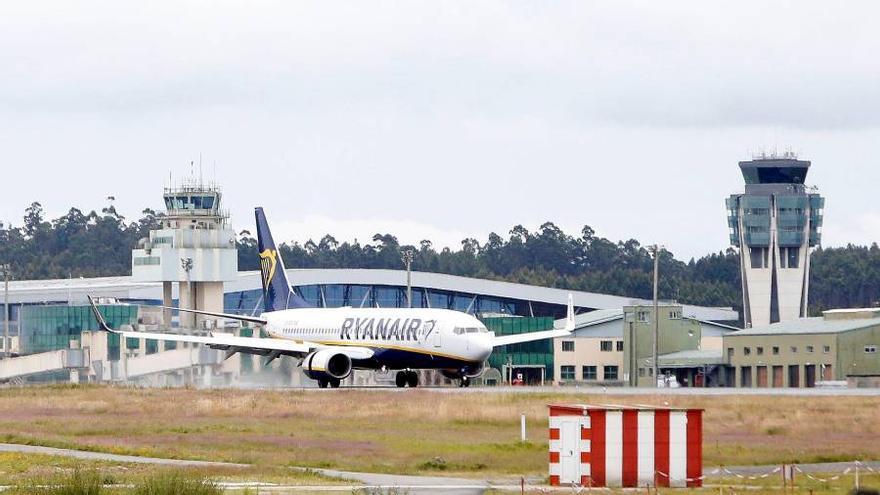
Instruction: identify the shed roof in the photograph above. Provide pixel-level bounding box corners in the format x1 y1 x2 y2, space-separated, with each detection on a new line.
649 349 725 367
727 316 880 336
548 404 701 413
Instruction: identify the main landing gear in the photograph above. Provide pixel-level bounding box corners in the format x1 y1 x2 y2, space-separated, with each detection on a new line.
458 376 471 388
318 378 341 389
395 370 419 388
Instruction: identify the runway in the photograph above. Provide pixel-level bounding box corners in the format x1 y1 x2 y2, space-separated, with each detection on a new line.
291 385 880 396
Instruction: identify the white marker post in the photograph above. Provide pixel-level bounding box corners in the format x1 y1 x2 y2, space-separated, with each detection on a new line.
520 413 526 442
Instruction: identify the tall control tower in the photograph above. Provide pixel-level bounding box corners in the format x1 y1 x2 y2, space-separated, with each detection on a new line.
132 176 238 329
726 152 824 327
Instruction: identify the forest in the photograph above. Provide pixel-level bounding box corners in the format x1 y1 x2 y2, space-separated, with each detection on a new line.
1 201 876 319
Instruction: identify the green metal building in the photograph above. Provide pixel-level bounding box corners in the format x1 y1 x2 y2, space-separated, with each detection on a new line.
622 305 705 386
483 316 554 384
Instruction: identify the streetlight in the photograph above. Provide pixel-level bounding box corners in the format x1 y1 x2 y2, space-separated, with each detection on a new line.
401 249 414 308
648 245 664 387
1 264 10 359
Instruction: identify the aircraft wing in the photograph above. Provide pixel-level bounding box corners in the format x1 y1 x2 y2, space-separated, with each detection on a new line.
492 328 575 347
491 293 577 348
88 296 315 357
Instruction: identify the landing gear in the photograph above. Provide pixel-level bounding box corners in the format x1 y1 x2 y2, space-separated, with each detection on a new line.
459 376 470 388
318 378 340 389
395 370 419 388
406 371 419 388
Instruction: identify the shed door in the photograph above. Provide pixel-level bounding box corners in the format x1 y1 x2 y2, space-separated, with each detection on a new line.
559 418 580 484
772 366 783 387
805 365 816 388
756 366 768 387
822 364 833 381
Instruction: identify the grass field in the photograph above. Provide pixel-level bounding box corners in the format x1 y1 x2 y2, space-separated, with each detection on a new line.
0 385 878 480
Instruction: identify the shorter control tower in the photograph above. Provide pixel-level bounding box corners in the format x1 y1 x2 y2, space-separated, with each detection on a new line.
726 152 824 328
132 177 238 329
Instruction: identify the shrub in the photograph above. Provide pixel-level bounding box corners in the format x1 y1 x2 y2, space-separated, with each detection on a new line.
131 472 221 495
22 469 104 495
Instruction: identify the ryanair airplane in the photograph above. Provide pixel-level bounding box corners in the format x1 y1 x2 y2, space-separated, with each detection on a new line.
89 207 575 388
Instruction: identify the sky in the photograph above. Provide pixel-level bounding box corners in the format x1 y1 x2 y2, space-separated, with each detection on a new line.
2 1 879 261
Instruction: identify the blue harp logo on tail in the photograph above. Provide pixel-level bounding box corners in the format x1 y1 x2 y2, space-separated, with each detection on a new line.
259 248 278 292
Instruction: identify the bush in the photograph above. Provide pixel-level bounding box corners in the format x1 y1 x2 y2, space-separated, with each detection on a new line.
131 472 221 495
21 469 105 495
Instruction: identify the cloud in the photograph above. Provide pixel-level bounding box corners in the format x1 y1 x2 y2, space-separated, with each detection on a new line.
3 1 880 129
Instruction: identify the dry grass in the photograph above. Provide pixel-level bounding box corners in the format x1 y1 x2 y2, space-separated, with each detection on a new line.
0 385 877 477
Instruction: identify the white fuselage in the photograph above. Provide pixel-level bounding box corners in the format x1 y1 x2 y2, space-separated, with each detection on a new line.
262 307 493 370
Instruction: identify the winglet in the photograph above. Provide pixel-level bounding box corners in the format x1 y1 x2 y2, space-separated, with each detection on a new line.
565 293 575 331
87 295 115 333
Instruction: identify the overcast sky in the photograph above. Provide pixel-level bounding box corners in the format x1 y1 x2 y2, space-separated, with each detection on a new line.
2 1 879 260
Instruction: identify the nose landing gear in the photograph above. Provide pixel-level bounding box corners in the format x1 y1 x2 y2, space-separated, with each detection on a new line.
395 370 419 388
459 376 470 388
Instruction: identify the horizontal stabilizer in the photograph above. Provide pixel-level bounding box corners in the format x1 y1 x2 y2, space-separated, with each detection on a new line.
157 305 267 326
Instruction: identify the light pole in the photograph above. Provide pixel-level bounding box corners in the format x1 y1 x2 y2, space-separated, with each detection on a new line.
401 249 414 308
649 245 663 387
1 264 10 359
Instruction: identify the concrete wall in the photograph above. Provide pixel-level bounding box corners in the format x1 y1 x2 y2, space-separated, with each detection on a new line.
554 336 623 385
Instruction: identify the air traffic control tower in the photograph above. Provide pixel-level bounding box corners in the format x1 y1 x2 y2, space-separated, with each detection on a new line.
726 153 824 327
131 177 238 329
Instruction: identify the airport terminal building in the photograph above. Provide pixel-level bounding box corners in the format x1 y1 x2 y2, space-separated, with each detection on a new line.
0 269 737 386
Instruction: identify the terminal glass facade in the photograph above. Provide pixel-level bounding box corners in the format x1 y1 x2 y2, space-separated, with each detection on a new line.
224 285 572 319
19 304 137 358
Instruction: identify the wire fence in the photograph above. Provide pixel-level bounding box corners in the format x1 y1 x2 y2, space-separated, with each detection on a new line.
521 460 879 493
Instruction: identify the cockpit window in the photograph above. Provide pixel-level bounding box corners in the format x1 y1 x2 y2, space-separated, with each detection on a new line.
453 327 465 335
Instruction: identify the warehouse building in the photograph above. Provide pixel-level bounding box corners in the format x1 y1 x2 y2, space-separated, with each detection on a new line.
553 304 737 387
724 308 880 388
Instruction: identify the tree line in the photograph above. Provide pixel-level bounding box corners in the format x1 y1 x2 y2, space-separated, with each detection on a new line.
1 201 877 320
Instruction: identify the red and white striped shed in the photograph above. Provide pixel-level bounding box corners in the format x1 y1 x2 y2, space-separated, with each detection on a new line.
548 404 703 488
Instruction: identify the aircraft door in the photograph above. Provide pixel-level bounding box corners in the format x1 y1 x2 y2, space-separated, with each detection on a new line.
433 325 442 348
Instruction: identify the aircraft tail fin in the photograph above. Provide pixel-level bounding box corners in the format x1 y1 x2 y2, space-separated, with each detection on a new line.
255 207 312 312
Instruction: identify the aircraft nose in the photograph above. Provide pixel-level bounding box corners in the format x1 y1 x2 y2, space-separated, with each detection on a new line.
475 334 492 360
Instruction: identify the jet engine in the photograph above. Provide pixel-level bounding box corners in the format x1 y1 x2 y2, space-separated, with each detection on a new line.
303 349 352 381
441 361 486 380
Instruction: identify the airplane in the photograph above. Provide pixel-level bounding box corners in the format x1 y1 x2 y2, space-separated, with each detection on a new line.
88 207 576 388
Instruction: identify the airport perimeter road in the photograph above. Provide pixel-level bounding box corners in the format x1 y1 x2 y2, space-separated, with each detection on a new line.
305 468 490 494
0 443 247 468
